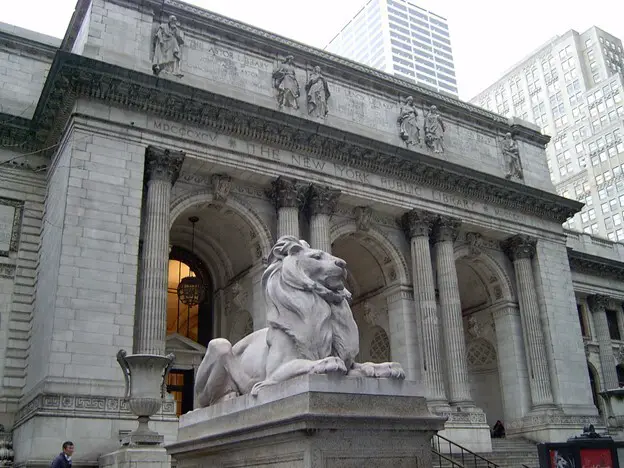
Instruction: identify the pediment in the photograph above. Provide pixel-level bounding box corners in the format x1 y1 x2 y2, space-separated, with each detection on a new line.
165 333 206 354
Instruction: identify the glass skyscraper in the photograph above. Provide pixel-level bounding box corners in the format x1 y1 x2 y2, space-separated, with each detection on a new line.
325 0 458 96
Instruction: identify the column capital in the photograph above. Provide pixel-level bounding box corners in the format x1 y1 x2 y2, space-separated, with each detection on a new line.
587 294 610 313
309 185 341 216
503 234 537 261
432 215 461 243
401 209 436 239
145 146 185 185
266 177 303 209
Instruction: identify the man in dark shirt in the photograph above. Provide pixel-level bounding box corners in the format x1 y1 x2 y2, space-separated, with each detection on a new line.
50 441 74 468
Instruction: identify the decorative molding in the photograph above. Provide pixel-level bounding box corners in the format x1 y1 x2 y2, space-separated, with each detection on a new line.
354 206 373 232
503 234 537 261
211 174 233 203
14 393 177 427
7 52 580 223
0 263 16 278
0 197 24 257
568 249 624 282
506 414 602 432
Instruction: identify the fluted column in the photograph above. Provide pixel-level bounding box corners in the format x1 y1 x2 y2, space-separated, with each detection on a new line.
503 235 554 407
588 295 619 391
268 177 301 238
402 209 446 403
308 185 340 253
433 216 472 405
134 146 184 355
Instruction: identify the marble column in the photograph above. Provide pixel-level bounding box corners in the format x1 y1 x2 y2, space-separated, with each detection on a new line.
588 294 619 391
433 215 472 405
402 209 446 403
268 177 301 238
308 185 340 253
503 235 554 408
492 303 531 422
134 146 185 355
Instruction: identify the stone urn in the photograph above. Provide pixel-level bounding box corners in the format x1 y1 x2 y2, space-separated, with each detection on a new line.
116 349 175 446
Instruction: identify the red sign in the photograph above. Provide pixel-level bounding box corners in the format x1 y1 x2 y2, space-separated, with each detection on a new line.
580 448 613 468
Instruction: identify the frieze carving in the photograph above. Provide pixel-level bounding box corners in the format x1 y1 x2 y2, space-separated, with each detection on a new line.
505 414 601 432
23 53 581 224
424 105 445 153
432 216 461 243
305 66 330 118
145 146 185 185
397 96 420 147
308 185 341 217
503 234 537 261
211 174 232 203
152 15 185 78
15 393 177 426
502 132 523 180
401 209 436 239
272 56 300 110
354 206 373 231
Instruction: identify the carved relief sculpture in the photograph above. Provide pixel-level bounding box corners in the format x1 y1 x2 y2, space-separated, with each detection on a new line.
152 15 185 77
502 132 523 180
211 174 233 203
194 236 405 407
397 96 421 146
272 56 300 110
305 66 331 118
354 206 373 231
424 105 446 153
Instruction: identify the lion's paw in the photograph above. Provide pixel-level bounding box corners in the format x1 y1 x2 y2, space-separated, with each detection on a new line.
373 362 406 380
310 356 348 375
250 379 276 397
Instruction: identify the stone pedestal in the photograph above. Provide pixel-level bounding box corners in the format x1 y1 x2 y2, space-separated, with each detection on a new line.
99 446 169 468
167 375 445 468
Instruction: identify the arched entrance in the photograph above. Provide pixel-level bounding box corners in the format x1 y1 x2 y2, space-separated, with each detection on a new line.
165 188 273 414
330 220 412 373
454 241 516 428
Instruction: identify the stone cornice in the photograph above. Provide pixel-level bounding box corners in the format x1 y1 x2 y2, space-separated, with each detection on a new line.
568 248 624 282
4 52 582 224
0 28 58 60
0 114 38 152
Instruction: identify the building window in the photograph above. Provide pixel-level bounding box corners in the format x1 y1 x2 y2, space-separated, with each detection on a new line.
607 309 621 340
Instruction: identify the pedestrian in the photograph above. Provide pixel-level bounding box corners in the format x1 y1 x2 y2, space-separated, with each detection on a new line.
50 441 74 468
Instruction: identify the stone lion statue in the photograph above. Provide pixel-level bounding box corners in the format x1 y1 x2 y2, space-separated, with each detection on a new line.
194 236 405 408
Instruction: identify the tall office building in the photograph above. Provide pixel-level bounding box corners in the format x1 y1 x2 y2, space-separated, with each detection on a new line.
470 27 624 241
325 0 458 96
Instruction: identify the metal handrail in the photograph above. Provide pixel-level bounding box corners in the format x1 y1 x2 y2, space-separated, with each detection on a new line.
432 447 465 468
431 434 499 468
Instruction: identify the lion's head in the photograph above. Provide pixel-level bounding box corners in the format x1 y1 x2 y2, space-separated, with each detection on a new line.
262 236 359 362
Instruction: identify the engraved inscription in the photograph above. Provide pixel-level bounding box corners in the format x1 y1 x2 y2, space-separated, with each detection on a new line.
0 205 15 253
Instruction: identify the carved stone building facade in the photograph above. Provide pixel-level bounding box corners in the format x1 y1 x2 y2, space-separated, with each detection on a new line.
0 0 622 466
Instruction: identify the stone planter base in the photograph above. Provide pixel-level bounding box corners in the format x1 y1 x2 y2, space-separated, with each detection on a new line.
99 446 169 468
167 374 445 468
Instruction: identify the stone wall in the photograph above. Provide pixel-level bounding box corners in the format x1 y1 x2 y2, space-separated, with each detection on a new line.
0 158 45 426
25 120 145 398
0 22 58 119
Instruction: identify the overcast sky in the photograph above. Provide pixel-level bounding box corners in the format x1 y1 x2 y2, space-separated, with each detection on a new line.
3 0 624 101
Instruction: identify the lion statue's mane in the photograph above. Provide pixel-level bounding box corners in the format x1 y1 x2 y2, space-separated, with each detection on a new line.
262 237 360 366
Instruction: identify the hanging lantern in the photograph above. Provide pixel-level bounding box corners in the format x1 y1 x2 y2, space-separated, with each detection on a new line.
177 216 204 306
177 275 204 306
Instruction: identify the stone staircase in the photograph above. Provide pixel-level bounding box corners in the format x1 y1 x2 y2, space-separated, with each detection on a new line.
432 437 540 468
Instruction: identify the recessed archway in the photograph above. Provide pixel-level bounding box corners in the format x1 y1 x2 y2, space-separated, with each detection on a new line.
330 220 410 364
454 242 517 427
